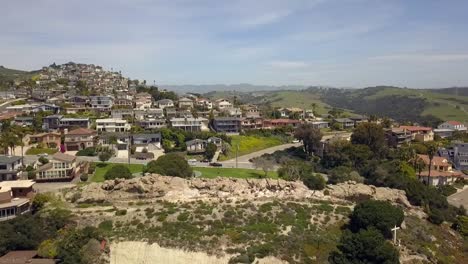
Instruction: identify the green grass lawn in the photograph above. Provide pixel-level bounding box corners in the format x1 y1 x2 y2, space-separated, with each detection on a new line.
91 163 145 182
194 167 278 179
218 135 285 161
25 147 58 155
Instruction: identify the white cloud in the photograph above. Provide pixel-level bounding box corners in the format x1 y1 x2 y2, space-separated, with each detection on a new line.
238 11 291 28
267 60 309 69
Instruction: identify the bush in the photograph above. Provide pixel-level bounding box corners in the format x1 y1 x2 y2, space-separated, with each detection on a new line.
329 229 399 264
115 209 127 216
98 152 112 163
452 216 468 237
144 153 193 178
303 174 326 190
88 163 96 174
104 165 132 180
349 200 404 238
38 156 49 164
76 147 97 156
98 220 113 232
80 174 88 182
428 209 444 225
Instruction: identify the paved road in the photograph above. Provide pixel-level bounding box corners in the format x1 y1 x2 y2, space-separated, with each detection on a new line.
448 186 468 208
223 142 302 163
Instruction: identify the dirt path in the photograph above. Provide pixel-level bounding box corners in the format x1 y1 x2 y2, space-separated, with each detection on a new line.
222 143 301 163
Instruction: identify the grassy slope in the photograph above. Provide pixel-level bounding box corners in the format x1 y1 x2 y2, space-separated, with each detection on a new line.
218 135 285 161
364 87 468 122
92 163 145 182
0 66 37 88
194 167 278 179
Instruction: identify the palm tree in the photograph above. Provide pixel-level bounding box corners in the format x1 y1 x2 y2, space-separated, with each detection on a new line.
427 143 438 186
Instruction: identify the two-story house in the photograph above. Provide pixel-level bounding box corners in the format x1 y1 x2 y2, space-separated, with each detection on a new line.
113 98 134 109
169 117 209 132
134 92 153 109
399 126 434 142
213 117 243 133
156 99 174 109
434 121 467 138
35 152 79 182
29 132 61 148
416 154 462 186
90 95 114 111
178 97 194 109
333 118 355 129
64 128 97 151
96 118 131 132
138 119 167 130
453 143 468 171
0 156 23 181
0 180 35 221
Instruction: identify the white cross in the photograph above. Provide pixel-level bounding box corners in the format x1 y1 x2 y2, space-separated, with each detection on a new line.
391 225 400 245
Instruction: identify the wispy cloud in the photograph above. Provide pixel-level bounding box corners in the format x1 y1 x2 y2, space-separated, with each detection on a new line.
267 60 309 69
369 53 468 62
238 11 291 28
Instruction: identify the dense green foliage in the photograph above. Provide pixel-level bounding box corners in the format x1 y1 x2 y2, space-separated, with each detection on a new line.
204 143 217 160
104 164 133 180
0 209 71 256
144 153 193 178
329 228 400 264
350 200 404 238
76 147 97 156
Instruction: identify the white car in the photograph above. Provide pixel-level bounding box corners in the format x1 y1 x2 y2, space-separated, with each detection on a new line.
188 159 197 166
292 139 300 143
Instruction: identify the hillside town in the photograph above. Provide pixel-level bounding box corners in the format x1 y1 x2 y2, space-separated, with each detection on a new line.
0 63 467 264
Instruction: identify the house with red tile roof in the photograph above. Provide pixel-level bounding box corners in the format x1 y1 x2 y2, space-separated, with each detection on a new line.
416 154 463 186
399 125 434 142
437 120 467 131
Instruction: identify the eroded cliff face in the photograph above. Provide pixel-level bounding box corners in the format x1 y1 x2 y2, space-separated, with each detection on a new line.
68 174 411 208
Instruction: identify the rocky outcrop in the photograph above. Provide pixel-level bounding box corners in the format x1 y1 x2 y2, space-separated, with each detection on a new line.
69 176 411 208
327 181 412 207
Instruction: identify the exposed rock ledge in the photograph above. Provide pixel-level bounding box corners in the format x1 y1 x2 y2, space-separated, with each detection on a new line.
69 175 411 207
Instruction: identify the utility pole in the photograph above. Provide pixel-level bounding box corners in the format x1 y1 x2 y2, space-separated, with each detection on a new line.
235 144 239 168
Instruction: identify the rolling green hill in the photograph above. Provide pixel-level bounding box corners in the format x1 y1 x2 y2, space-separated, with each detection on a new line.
211 86 468 123
0 66 38 89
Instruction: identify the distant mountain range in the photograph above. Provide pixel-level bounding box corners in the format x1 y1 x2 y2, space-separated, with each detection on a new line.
160 84 317 93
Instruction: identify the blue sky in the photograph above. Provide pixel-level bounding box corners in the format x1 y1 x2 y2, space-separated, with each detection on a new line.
2 0 468 88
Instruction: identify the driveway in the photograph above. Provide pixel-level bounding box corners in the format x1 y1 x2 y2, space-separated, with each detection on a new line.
448 186 468 208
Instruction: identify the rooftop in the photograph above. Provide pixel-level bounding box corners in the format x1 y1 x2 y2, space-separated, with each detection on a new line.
0 180 35 192
0 155 22 164
52 152 76 163
399 125 433 132
66 128 96 136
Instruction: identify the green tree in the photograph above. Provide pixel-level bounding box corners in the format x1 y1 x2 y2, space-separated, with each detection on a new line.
98 152 112 163
294 124 323 157
351 122 386 157
303 174 326 190
144 153 193 178
329 228 399 264
252 157 275 178
204 143 217 160
104 164 132 180
349 200 404 239
426 142 438 184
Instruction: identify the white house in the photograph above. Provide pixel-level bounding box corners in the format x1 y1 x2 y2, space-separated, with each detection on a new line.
438 121 467 131
96 118 131 132
215 99 232 110
170 117 209 132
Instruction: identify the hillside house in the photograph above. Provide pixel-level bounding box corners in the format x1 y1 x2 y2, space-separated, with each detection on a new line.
213 117 243 133
114 98 133 109
96 118 131 132
64 128 97 151
241 117 264 130
416 154 462 186
207 137 223 148
178 97 194 109
310 121 329 129
186 139 207 153
170 117 209 132
263 119 302 129
215 99 232 110
90 96 114 110
0 156 23 181
35 152 80 182
333 118 355 129
453 143 468 170
156 99 174 109
29 132 61 148
0 180 35 221
138 119 167 130
438 120 467 131
132 133 162 149
399 126 434 142
385 128 412 148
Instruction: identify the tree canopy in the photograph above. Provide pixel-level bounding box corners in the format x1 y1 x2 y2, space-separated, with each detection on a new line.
104 164 133 180
144 153 193 178
294 124 323 157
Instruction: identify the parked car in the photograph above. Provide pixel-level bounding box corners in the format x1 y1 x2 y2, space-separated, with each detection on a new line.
37 153 49 157
209 162 222 167
188 159 197 166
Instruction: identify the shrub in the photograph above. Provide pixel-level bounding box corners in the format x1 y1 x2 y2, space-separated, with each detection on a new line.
88 163 96 174
104 165 132 180
303 174 326 190
38 156 49 164
80 174 88 182
115 209 127 216
98 220 113 232
98 151 112 163
349 200 404 238
428 209 444 225
329 229 399 264
452 216 468 237
76 147 97 156
144 153 193 178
